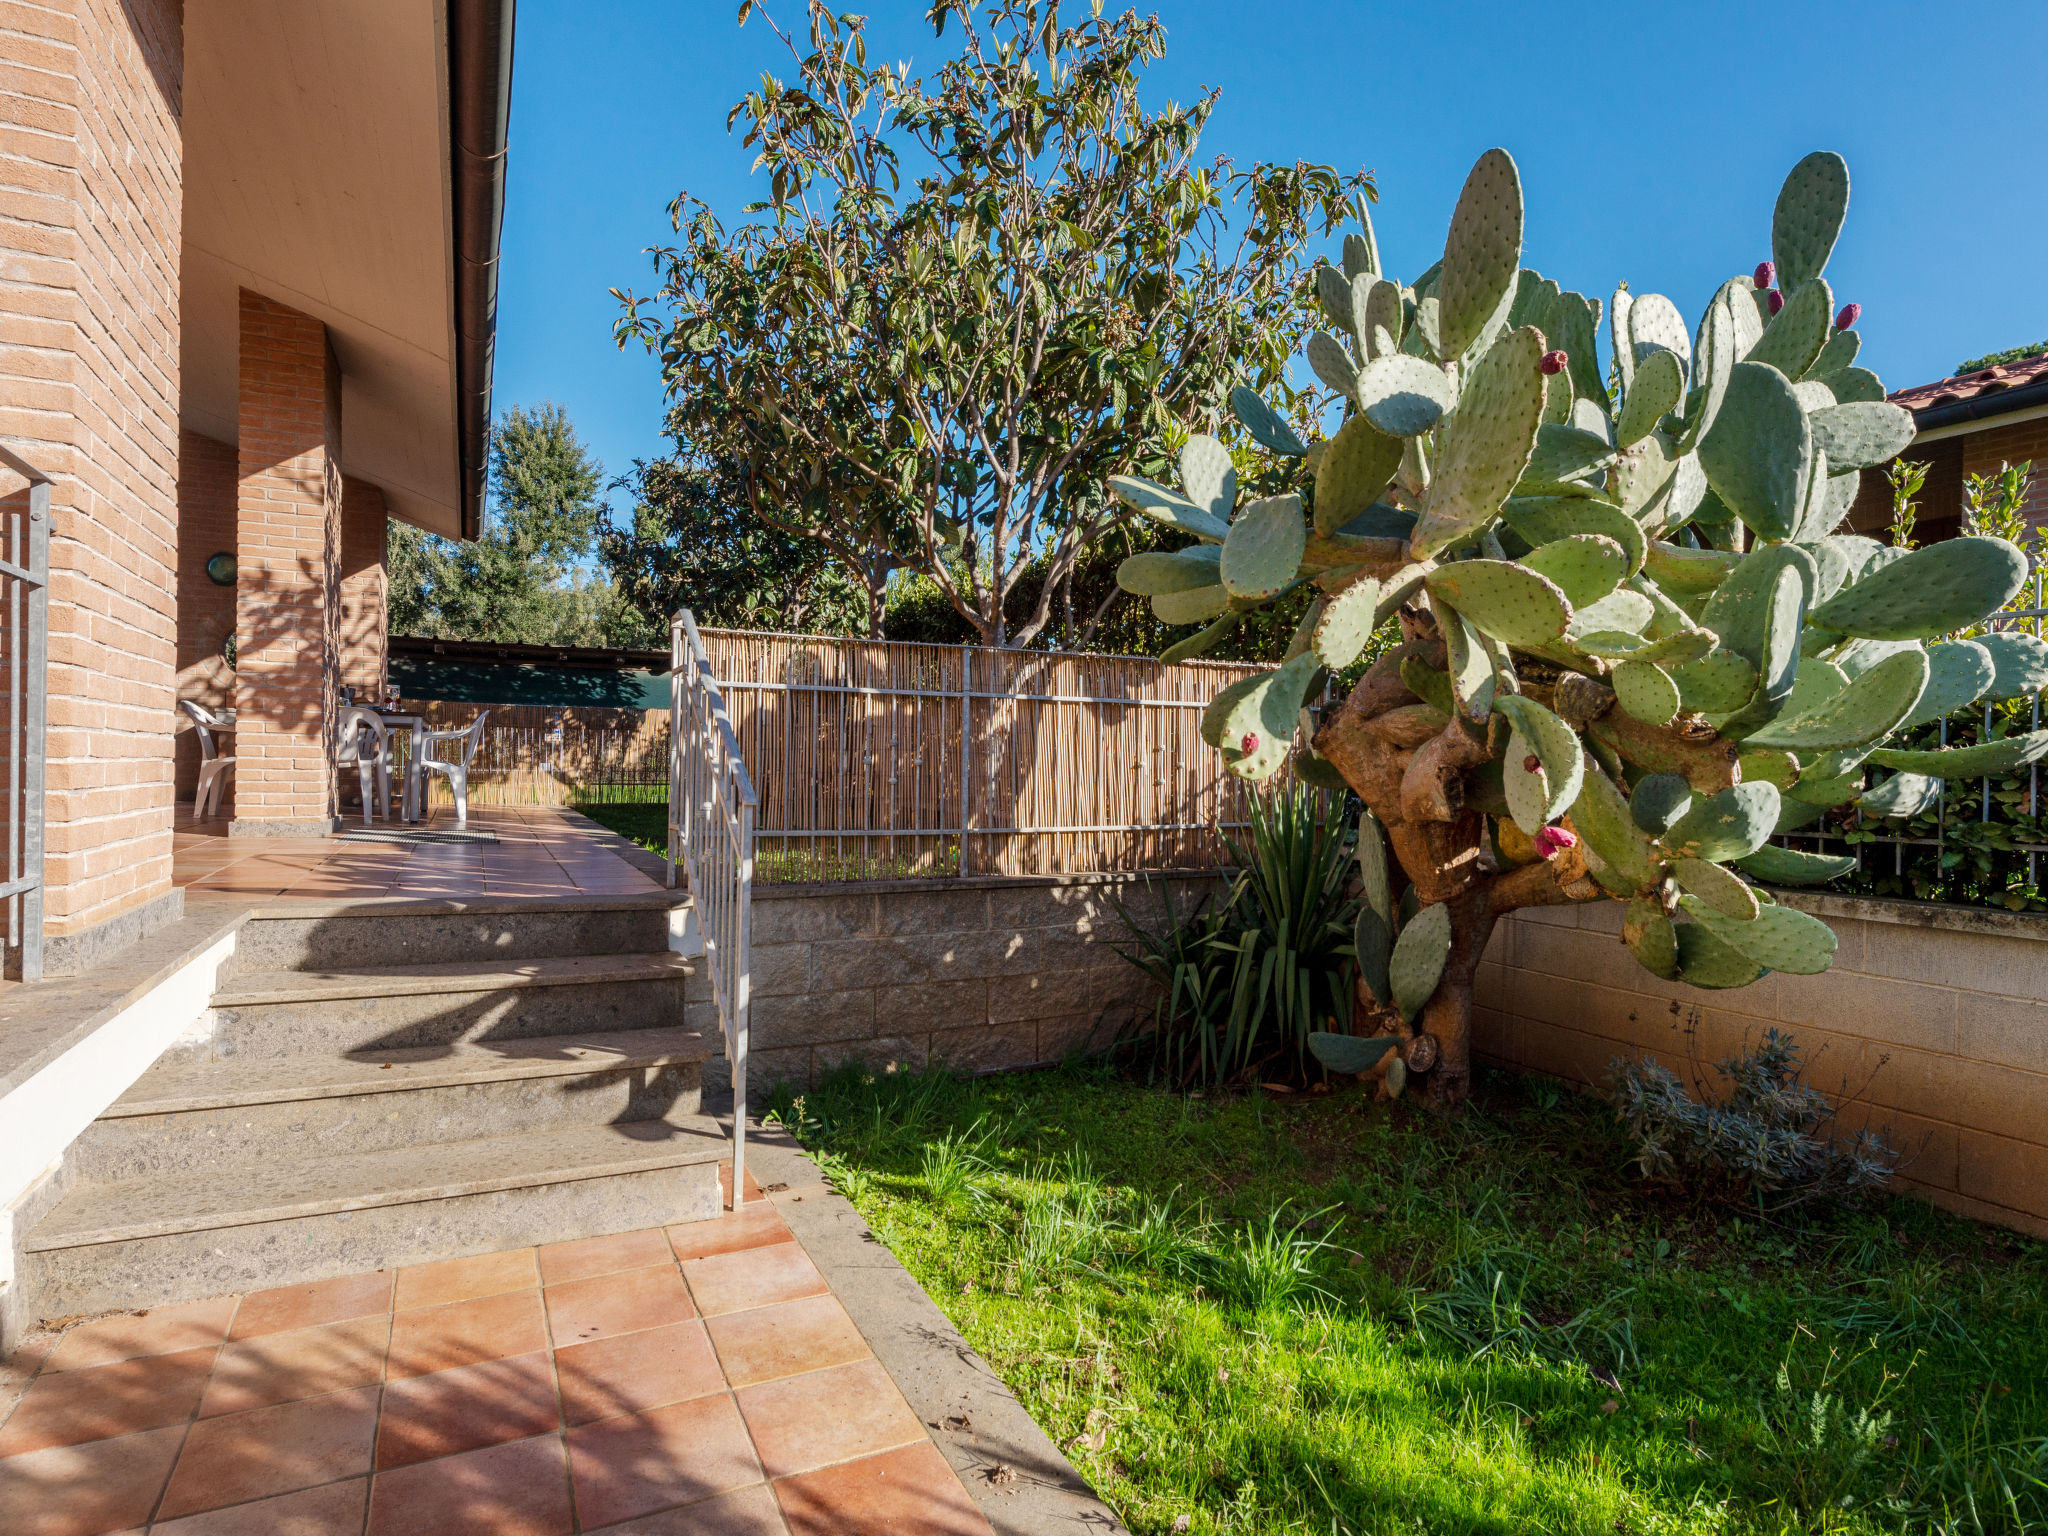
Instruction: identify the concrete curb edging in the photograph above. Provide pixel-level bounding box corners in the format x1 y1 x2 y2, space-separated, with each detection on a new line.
738 1123 1129 1535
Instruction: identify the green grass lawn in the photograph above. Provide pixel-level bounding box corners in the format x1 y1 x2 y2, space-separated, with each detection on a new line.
577 800 955 882
762 1061 2048 1535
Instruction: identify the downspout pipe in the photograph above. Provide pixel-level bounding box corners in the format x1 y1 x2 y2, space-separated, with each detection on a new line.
450 0 516 541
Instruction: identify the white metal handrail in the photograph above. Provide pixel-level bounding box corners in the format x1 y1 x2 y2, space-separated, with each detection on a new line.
668 610 758 1209
0 443 48 982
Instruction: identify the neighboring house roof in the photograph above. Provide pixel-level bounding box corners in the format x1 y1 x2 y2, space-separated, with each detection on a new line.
1891 353 2048 436
388 635 671 710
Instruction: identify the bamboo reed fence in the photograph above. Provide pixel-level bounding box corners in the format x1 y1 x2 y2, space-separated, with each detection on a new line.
394 628 1275 879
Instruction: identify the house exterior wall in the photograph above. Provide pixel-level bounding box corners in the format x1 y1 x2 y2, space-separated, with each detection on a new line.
1 0 185 943
174 428 235 802
339 475 387 698
1476 895 2048 1239
1959 416 2048 538
232 289 341 834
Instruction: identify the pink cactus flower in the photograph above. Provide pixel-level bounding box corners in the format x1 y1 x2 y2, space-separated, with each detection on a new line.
1539 350 1568 376
1240 732 1259 755
1753 261 1774 289
1533 825 1579 860
1835 302 1861 329
1767 289 1785 316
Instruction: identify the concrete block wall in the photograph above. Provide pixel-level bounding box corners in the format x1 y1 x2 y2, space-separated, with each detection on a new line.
702 872 1218 1092
1475 893 2048 1238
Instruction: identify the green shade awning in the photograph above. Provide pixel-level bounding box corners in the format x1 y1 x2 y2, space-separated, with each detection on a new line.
388 655 669 710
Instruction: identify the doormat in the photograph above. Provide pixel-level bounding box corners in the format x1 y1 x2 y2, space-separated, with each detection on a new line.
337 827 500 845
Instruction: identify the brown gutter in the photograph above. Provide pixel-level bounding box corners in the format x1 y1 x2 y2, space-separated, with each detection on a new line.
450 0 516 540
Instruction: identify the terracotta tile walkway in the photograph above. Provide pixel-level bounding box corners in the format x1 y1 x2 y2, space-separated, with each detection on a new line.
172 806 659 903
0 1180 995 1535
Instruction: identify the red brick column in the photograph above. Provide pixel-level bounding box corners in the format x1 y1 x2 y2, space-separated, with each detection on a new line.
233 290 342 835
339 476 388 699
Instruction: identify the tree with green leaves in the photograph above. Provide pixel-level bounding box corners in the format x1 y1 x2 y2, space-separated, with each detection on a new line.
599 453 869 637
390 403 660 648
614 0 1367 647
1109 150 2048 1105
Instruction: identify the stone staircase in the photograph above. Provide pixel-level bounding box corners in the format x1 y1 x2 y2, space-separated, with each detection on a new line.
17 893 726 1320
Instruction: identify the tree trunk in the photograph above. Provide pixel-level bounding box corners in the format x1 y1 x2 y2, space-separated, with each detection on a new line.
1419 886 1498 1107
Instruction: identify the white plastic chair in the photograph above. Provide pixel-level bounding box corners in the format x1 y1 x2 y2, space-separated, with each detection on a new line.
416 711 489 827
336 706 392 827
180 700 235 818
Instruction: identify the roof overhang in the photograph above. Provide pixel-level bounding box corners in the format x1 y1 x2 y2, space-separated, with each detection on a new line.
180 1 512 540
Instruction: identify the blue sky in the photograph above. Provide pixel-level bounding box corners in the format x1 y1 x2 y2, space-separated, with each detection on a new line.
491 0 2048 519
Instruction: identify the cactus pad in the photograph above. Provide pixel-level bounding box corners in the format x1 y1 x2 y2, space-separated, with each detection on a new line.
1900 640 1995 729
1218 651 1321 780
1661 782 1780 861
1772 150 1850 291
1632 628 1719 668
1565 587 1654 639
1343 226 1379 282
1307 330 1361 397
1644 540 1742 593
1389 900 1453 1022
1569 755 1665 890
1807 401 1918 471
1315 264 1355 330
1629 292 1693 374
1703 545 1817 668
1979 632 2048 700
1337 503 1419 541
1308 1031 1399 1077
1201 673 1264 748
1630 773 1694 834
1495 693 1584 827
1151 584 1231 626
1675 856 1761 920
1352 900 1394 1006
1221 494 1308 600
1438 148 1524 361
1357 809 1393 922
1624 897 1681 979
1808 326 1859 379
1230 385 1307 457
1411 326 1544 557
1741 648 1928 750
1807 536 2028 638
1698 362 1813 542
1614 660 1682 725
1521 534 1627 607
1675 921 1770 989
1502 726 1551 835
1820 366 1885 403
1314 415 1405 533
1521 423 1618 491
1617 348 1686 448
1733 845 1856 885
1117 546 1223 594
1424 560 1570 646
1503 497 1647 575
1179 434 1238 520
1313 577 1382 670
1673 648 1759 713
1356 353 1456 437
1857 769 1941 818
1401 655 1457 718
1361 276 1404 356
1866 729 2048 778
1159 613 1240 664
1109 475 1231 542
1747 278 1832 379
1680 893 1837 975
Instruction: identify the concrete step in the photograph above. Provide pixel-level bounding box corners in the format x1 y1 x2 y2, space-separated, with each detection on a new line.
23 1114 728 1319
74 1027 713 1182
224 892 690 976
201 952 700 1061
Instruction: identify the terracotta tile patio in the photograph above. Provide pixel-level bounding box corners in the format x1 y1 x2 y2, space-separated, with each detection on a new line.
0 1178 995 1535
172 805 660 903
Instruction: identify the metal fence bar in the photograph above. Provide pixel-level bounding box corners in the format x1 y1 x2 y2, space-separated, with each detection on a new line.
668 611 759 1211
0 443 48 982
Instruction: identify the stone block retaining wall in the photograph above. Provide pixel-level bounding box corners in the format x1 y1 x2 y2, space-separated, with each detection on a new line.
696 872 1219 1093
1476 892 2048 1238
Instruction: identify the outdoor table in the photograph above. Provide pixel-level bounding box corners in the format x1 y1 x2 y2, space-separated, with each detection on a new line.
364 706 428 822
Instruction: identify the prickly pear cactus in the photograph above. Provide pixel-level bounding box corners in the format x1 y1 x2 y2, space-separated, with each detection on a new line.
1107 148 2048 1106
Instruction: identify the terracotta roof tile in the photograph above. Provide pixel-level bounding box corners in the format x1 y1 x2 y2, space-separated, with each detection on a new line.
1889 352 2048 412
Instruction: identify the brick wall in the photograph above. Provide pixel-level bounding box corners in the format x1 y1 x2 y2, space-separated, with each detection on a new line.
233 290 341 832
1475 894 2048 1239
338 475 387 698
0 0 184 937
1960 416 2048 538
174 429 235 801
695 873 1216 1093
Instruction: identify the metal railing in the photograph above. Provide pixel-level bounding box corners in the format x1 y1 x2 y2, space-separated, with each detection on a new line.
0 445 49 981
668 611 759 1208
1776 570 2047 892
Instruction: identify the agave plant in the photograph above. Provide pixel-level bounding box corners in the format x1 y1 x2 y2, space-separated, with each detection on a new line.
1108 149 2048 1105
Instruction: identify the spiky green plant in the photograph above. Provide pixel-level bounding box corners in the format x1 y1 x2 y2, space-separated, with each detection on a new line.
1107 149 2048 1105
